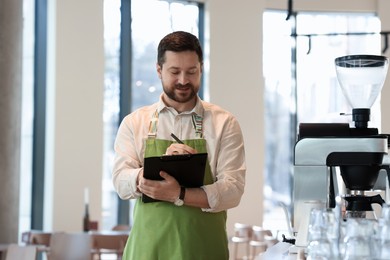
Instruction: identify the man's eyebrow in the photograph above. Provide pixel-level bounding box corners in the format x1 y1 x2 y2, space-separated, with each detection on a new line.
167 66 198 70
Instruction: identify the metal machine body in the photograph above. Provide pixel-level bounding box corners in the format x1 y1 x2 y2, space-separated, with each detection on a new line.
293 134 389 231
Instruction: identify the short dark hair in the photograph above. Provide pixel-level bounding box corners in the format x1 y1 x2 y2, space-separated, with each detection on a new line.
157 31 203 67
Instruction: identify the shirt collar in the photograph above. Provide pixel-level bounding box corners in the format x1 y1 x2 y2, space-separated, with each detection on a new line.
156 94 204 117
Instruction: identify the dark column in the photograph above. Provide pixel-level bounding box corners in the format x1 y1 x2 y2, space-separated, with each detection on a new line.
0 0 23 243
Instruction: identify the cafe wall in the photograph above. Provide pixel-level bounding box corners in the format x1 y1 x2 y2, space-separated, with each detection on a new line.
45 0 104 232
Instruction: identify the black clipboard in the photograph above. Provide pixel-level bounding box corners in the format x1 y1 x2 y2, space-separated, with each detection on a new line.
142 153 207 203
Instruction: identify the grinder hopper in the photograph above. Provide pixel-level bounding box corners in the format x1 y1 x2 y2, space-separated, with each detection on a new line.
335 55 389 128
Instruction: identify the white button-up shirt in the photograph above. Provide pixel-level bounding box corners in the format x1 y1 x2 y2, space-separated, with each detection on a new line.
112 95 246 212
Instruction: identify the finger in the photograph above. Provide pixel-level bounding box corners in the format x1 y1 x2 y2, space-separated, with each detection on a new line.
183 147 197 154
166 145 181 155
159 171 171 180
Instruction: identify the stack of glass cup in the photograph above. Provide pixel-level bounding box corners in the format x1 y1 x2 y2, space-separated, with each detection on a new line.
306 208 339 259
306 203 390 260
373 204 390 259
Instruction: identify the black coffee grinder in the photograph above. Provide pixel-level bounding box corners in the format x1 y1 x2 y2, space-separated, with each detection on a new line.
293 55 390 227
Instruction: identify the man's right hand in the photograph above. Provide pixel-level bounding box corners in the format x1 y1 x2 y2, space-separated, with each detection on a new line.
165 143 197 155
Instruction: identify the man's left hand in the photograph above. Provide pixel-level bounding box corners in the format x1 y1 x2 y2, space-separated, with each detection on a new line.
138 170 180 202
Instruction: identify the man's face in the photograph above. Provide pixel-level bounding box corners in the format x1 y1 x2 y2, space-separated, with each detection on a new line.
157 50 202 104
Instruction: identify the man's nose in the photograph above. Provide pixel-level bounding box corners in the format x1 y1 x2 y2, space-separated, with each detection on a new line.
178 72 189 85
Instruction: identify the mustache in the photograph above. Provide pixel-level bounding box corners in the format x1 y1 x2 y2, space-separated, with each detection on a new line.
175 83 193 89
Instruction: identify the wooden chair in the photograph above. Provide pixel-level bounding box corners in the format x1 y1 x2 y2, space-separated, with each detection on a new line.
49 232 92 260
5 244 37 260
90 232 128 260
21 230 51 258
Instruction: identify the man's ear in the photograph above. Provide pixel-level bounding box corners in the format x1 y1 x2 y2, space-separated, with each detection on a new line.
156 63 162 79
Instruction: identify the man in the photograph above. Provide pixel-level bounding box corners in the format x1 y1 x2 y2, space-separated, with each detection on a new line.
112 31 246 259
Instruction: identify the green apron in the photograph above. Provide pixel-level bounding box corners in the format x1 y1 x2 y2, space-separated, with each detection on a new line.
122 114 228 260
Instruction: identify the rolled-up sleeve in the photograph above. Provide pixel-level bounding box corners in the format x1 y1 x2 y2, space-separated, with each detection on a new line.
112 116 143 199
201 110 246 212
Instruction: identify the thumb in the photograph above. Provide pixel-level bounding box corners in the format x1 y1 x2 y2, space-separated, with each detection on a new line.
159 171 171 180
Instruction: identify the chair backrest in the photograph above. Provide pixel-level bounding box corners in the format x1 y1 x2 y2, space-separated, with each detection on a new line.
29 231 51 247
111 225 131 232
22 230 52 246
49 232 92 260
91 232 128 251
5 244 37 260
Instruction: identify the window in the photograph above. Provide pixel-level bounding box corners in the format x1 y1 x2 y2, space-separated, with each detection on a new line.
263 10 381 232
102 0 203 230
130 0 201 110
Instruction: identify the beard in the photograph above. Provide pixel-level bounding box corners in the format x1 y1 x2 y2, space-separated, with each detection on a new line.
163 83 197 103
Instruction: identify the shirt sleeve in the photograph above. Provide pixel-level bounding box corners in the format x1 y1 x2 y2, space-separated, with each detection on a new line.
201 113 246 212
112 115 143 199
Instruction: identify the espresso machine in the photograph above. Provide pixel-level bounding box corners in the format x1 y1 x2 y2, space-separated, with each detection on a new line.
293 55 390 239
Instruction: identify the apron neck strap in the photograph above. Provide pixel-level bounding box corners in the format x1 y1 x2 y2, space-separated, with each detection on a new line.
148 109 204 139
147 110 159 139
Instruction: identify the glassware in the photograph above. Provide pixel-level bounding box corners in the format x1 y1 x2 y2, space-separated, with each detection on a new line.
380 203 390 221
323 209 340 258
372 204 390 259
306 208 338 259
295 200 326 247
342 218 376 260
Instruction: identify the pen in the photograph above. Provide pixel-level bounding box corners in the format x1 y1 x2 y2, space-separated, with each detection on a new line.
170 133 184 144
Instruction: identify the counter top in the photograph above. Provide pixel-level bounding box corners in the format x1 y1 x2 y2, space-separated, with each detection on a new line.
255 242 301 260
